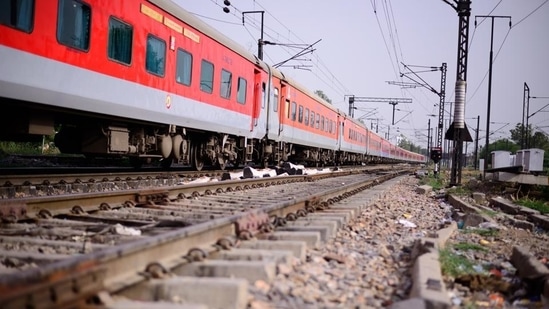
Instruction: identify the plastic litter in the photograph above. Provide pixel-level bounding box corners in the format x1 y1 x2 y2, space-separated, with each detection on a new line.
112 223 141 236
479 221 502 230
397 219 417 228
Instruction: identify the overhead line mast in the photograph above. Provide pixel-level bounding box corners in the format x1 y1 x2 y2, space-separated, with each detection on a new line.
348 96 412 125
443 0 473 186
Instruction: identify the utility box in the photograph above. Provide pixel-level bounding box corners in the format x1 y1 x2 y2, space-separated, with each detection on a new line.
509 154 516 166
491 150 511 169
523 148 545 172
515 150 524 168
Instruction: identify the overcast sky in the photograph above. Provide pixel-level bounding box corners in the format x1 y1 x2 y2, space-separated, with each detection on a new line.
174 0 549 151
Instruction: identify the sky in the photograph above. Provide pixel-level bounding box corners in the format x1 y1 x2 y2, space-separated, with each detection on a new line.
174 0 549 152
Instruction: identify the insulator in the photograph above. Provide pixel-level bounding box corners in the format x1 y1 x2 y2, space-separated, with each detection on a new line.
454 80 466 129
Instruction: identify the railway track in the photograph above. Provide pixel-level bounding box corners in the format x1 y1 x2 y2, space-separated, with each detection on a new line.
0 166 413 309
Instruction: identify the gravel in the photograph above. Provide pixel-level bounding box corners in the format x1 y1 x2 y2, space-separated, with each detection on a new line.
248 176 446 308
247 176 549 309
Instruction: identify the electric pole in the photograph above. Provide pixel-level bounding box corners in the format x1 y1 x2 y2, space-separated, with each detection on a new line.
443 0 473 186
397 62 447 175
475 15 511 178
347 96 412 124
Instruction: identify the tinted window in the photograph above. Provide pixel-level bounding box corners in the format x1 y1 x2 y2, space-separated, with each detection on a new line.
176 48 192 86
262 83 266 108
273 88 279 112
200 60 214 93
237 77 247 104
298 105 303 123
310 112 315 128
57 0 91 50
146 35 166 76
0 0 34 32
304 108 309 126
108 17 132 64
291 102 297 121
321 116 325 131
220 69 232 99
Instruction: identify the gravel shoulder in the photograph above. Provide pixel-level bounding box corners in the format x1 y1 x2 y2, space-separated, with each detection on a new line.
248 176 449 308
247 175 549 309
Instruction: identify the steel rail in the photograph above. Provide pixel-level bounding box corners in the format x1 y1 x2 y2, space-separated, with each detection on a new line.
0 168 409 309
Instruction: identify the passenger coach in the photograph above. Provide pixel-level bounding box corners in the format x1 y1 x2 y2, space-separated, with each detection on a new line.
0 0 425 168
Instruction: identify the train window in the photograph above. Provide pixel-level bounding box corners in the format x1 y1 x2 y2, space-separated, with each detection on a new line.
290 102 297 121
273 88 279 112
321 116 325 131
200 60 214 93
285 100 290 119
298 105 303 123
262 83 266 109
0 0 34 32
310 112 315 128
57 0 91 51
237 77 247 104
220 69 232 99
304 108 309 126
146 35 166 76
176 48 192 86
107 17 133 65
316 116 320 129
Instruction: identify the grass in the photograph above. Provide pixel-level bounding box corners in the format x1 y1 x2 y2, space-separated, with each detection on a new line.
462 228 499 237
515 198 549 214
447 186 471 196
0 140 60 156
439 248 475 277
419 174 446 190
480 209 498 217
453 242 487 252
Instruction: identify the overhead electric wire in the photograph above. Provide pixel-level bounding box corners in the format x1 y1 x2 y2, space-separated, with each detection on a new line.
466 27 511 105
512 0 548 28
188 12 242 25
467 0 548 105
245 0 353 97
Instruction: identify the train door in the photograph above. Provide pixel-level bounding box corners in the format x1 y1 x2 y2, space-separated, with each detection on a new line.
278 82 288 136
338 116 345 151
337 115 343 151
250 69 265 138
267 86 280 140
366 128 370 161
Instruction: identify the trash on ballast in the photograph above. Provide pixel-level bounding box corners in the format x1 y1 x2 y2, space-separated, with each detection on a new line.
112 223 141 236
479 221 503 230
472 264 485 273
397 219 417 228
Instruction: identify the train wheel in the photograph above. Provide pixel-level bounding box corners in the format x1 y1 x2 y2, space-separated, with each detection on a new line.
192 144 204 171
217 157 227 170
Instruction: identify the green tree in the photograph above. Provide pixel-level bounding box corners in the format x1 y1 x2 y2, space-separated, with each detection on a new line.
478 138 519 166
530 131 549 149
398 135 426 155
509 123 532 147
314 90 332 104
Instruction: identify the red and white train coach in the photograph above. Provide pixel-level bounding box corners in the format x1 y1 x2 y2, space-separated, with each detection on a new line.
0 0 425 169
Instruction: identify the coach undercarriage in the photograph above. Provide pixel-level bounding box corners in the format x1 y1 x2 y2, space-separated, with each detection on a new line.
53 121 245 170
7 103 377 170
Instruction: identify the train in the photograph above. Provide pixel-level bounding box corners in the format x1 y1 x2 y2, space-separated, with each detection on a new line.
0 0 426 170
